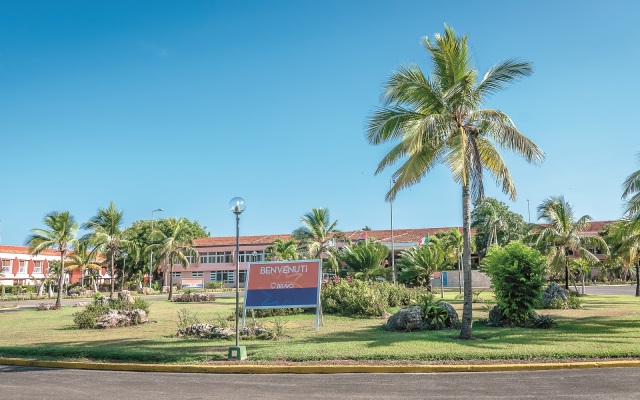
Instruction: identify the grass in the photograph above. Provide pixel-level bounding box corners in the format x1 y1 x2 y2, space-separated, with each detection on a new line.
1 292 640 364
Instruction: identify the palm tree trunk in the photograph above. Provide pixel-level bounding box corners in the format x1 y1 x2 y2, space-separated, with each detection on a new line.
168 263 174 301
56 252 64 309
459 185 474 340
564 258 570 290
110 252 115 300
636 261 639 297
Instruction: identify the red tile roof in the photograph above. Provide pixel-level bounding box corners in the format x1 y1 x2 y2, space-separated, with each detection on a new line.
0 245 60 256
194 227 466 247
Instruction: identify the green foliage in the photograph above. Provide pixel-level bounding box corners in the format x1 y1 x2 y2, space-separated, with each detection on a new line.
482 241 547 326
567 292 583 309
339 238 389 280
321 277 415 317
72 297 151 329
270 317 288 339
471 197 529 257
264 238 299 261
176 308 200 329
397 237 452 287
531 314 557 329
205 281 225 290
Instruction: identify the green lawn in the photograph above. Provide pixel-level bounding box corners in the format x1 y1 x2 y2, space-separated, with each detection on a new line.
1 293 640 364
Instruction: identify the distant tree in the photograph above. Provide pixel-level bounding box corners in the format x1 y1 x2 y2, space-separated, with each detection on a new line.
605 219 640 296
148 218 198 301
397 237 453 287
26 211 78 309
366 25 544 339
66 240 102 293
293 208 347 273
265 238 299 261
339 238 389 280
622 152 640 220
82 202 129 300
530 196 608 290
472 198 529 257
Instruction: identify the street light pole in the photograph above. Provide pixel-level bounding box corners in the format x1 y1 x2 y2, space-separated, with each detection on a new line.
390 179 396 284
229 197 246 360
150 208 163 289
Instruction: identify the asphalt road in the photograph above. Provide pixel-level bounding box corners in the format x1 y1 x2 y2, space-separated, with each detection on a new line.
1 365 639 399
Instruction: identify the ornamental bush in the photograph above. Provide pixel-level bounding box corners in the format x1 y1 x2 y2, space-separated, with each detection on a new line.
321 278 417 317
482 241 547 326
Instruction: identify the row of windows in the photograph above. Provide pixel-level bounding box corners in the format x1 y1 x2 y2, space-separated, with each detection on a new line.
199 252 233 264
170 270 247 284
238 251 265 263
1 260 45 274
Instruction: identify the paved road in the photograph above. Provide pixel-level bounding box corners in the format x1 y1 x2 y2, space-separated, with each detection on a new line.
1 365 639 399
582 284 637 296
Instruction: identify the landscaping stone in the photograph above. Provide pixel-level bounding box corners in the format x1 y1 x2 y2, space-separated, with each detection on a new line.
118 290 135 304
138 287 154 295
36 303 58 311
74 302 88 307
176 324 273 339
95 309 148 329
542 282 569 309
173 292 216 302
386 306 424 331
438 302 460 328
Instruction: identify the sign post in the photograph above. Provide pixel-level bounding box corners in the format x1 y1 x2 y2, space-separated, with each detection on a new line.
243 259 322 330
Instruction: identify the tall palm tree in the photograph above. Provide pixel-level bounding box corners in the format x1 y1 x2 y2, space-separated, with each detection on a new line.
366 25 544 339
66 240 102 293
339 238 389 280
622 152 640 220
531 196 608 290
82 202 129 300
265 238 299 261
26 211 78 308
293 208 346 273
148 218 198 301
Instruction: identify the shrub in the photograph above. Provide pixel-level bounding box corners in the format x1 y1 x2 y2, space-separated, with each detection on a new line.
73 296 151 329
482 241 547 326
177 308 201 329
321 278 417 317
567 292 583 309
205 281 225 290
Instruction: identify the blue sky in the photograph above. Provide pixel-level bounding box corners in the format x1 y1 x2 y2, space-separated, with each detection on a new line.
1 1 638 245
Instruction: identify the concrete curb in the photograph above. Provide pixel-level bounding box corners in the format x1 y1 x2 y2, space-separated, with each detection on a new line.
2 357 640 374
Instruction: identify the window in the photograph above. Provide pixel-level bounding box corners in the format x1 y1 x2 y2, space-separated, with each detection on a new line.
171 272 181 278
1 259 11 274
18 260 27 274
33 261 43 274
185 255 195 264
238 251 264 262
199 252 232 264
239 270 246 283
210 271 235 283
192 271 203 277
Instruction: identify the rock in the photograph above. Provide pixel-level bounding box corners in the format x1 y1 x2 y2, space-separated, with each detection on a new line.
439 302 460 328
176 324 273 340
161 286 170 294
173 292 216 302
137 287 154 295
386 306 424 331
118 290 135 304
74 302 88 307
542 283 569 309
36 303 58 311
95 309 148 329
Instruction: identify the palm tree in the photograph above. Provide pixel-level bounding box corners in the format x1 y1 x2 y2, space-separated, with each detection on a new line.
366 25 544 339
622 152 640 219
66 240 102 293
148 218 198 301
530 196 608 290
293 208 346 273
82 202 129 300
397 237 452 287
265 238 299 261
26 211 78 308
606 219 640 296
339 239 389 280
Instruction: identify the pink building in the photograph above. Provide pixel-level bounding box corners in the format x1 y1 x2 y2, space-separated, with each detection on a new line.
163 227 468 288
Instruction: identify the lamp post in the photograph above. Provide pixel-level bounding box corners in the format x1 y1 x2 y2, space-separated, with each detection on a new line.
229 197 246 360
390 179 396 284
527 199 531 223
150 208 163 289
121 252 128 290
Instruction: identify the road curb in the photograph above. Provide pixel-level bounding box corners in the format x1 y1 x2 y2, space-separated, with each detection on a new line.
2 357 640 374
